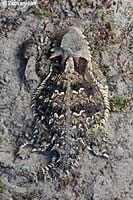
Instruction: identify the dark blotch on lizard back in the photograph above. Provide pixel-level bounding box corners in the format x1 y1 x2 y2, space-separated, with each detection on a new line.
70 103 102 118
71 81 94 96
39 80 57 98
53 56 65 74
74 57 87 75
84 104 102 117
52 105 66 116
56 83 67 93
70 103 83 113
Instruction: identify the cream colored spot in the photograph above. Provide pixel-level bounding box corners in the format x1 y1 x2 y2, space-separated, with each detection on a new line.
72 125 77 129
59 114 65 119
73 110 85 117
72 90 78 95
72 119 78 125
86 117 91 124
52 102 58 107
80 110 86 114
51 93 57 99
73 112 80 117
44 97 49 102
54 90 59 93
49 118 53 124
79 124 82 128
58 92 65 96
79 88 84 93
54 113 58 119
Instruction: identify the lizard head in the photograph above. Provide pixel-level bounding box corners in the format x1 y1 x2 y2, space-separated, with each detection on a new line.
50 27 91 66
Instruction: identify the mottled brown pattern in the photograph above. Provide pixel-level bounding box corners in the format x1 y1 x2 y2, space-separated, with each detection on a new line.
20 27 111 180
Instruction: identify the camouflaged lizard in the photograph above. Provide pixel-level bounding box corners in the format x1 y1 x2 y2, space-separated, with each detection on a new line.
19 27 111 180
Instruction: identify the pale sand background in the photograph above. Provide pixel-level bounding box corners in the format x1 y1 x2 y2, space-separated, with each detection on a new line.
0 0 133 199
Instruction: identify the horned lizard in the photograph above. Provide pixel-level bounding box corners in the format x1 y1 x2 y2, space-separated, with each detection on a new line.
19 27 111 180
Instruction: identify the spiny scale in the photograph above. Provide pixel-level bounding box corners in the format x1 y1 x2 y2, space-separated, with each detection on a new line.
28 27 110 180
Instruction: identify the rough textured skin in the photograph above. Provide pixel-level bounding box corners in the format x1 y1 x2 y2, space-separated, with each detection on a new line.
19 27 110 180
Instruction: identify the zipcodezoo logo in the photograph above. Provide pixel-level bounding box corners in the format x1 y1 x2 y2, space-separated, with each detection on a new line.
1 0 37 7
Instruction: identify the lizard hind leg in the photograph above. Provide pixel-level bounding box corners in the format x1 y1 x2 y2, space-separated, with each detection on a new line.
41 149 61 181
87 127 111 158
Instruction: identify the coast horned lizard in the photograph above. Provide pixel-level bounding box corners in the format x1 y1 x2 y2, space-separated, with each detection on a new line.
19 27 111 180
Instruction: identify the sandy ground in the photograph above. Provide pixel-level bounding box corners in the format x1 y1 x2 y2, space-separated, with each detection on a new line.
0 0 133 199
